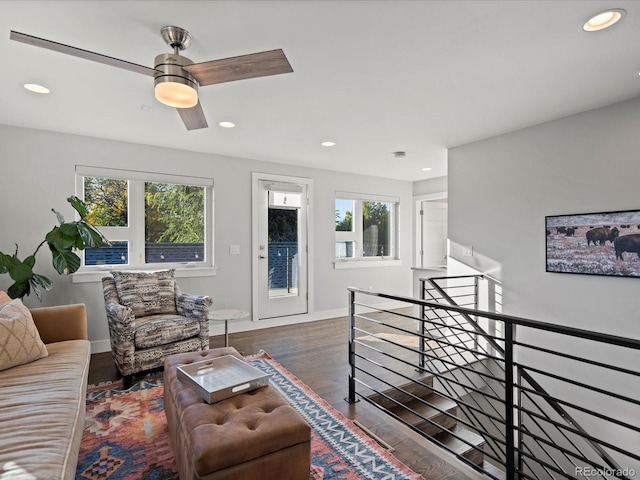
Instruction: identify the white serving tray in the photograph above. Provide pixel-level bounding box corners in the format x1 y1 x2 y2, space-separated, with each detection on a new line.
177 355 269 404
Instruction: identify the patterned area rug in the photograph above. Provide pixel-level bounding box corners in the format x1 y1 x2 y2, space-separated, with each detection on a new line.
76 351 423 480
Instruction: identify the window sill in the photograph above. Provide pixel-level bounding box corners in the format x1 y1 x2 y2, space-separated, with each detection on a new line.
71 266 218 283
333 259 402 269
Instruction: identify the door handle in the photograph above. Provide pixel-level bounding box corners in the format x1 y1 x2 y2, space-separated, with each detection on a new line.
259 255 267 259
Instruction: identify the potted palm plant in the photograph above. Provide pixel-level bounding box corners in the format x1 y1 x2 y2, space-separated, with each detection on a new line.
0 196 107 300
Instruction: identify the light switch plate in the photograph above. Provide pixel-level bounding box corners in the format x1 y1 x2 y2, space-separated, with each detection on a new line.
230 245 240 255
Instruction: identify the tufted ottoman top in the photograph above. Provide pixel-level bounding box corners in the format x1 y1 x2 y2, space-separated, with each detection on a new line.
164 348 311 478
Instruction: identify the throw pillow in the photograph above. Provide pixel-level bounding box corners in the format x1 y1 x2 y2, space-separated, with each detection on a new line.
0 298 49 372
111 269 177 318
0 291 11 306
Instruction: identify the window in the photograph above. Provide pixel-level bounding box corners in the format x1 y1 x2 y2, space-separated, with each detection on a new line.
335 192 399 261
75 166 213 270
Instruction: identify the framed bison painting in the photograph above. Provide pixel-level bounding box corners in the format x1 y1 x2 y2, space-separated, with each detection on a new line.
546 209 640 277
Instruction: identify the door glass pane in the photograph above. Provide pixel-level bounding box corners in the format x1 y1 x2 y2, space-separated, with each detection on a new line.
144 182 205 263
362 201 391 257
268 207 298 298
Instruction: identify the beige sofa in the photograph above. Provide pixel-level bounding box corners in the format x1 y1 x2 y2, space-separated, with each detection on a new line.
0 303 91 480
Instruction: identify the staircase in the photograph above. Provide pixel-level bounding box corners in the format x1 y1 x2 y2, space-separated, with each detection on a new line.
366 370 498 475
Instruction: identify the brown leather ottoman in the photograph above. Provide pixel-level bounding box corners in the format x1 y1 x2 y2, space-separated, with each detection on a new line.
163 348 311 480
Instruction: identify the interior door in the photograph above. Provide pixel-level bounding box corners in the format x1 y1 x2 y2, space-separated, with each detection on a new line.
257 180 308 319
420 200 448 268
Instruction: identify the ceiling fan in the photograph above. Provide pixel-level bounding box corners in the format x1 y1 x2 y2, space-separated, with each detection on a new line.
10 26 293 130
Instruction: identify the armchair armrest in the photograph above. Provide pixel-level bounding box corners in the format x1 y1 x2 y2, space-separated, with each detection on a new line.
104 301 135 327
30 303 88 344
176 291 212 320
104 301 136 358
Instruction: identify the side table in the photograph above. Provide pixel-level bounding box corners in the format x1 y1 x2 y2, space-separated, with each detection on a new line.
208 309 249 347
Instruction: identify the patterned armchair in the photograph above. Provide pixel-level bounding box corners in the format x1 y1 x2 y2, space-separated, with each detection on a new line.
101 269 211 388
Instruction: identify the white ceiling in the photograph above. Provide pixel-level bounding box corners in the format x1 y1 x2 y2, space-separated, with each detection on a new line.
2 1 639 181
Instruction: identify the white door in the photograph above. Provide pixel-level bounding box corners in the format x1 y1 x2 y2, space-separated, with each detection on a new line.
256 179 308 319
420 200 448 268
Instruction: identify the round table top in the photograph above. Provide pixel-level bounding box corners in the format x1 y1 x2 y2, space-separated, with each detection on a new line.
208 309 250 321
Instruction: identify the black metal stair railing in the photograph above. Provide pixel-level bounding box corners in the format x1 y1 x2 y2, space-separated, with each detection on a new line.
346 280 640 480
422 275 636 479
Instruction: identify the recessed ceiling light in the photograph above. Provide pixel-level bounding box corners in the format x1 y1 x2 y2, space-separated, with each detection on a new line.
23 83 50 94
583 9 625 32
321 141 336 147
421 167 432 171
218 121 236 128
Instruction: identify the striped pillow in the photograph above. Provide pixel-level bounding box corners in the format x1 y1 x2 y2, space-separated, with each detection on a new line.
111 270 177 318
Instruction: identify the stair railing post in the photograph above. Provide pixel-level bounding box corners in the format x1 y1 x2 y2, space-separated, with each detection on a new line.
473 275 480 351
505 321 518 479
473 275 480 310
346 289 358 403
515 361 524 478
419 279 426 370
486 278 498 355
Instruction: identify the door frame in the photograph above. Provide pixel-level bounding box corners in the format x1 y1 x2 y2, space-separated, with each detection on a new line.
251 172 314 321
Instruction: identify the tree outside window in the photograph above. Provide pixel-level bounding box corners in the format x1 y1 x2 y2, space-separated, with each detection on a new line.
144 182 205 262
84 177 128 227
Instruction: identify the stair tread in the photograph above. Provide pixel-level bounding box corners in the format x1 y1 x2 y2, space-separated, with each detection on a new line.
434 425 485 460
387 394 460 438
434 424 484 445
366 376 436 409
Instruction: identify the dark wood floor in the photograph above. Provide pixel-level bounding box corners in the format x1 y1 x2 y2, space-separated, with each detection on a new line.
89 314 490 480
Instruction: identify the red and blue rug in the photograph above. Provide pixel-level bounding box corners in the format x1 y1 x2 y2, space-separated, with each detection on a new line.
76 351 423 480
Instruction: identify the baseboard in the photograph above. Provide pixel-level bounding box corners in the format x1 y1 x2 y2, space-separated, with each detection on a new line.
90 300 408 354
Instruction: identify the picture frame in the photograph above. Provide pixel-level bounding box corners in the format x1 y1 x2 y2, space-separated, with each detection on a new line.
546 209 640 278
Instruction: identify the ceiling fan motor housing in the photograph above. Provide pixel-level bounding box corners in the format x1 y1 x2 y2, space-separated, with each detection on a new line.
154 53 199 108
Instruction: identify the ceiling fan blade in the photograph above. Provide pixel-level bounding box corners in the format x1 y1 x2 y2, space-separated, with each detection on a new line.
177 101 208 130
184 49 293 86
10 30 157 77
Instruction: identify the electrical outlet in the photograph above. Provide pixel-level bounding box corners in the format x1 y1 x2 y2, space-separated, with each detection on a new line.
462 246 473 257
229 245 240 255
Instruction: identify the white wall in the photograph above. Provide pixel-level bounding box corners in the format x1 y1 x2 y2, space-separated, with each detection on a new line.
413 175 447 197
448 96 640 338
0 124 413 351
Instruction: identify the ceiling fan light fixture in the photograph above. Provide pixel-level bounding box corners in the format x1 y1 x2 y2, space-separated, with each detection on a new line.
154 79 198 108
154 53 199 108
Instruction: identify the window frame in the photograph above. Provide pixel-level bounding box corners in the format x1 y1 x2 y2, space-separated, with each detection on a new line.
74 165 214 273
334 191 400 263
